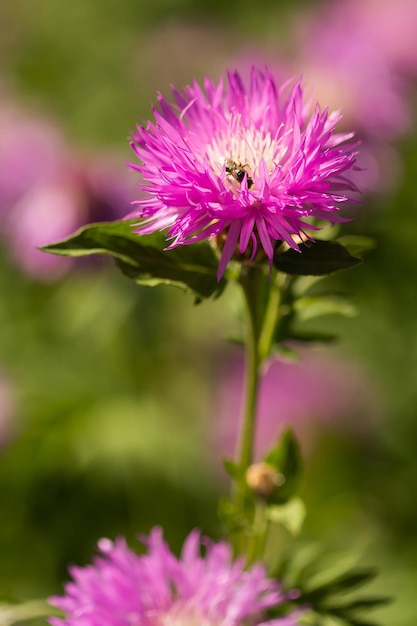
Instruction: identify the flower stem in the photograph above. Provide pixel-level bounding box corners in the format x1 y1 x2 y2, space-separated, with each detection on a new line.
246 499 268 566
231 266 282 557
258 270 281 362
236 266 264 480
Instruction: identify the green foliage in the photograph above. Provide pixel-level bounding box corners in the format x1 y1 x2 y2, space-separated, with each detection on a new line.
273 271 359 350
274 240 362 276
221 431 306 548
0 599 54 626
42 221 226 303
270 550 390 626
264 429 303 504
266 497 306 535
222 459 245 481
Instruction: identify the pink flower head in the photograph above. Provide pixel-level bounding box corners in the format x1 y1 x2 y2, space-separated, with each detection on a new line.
128 68 359 279
49 527 300 626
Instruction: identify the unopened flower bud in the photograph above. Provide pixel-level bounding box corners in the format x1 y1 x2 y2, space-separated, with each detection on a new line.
246 462 285 499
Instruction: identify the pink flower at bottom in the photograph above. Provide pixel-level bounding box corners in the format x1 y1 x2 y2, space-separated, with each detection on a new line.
49 528 300 626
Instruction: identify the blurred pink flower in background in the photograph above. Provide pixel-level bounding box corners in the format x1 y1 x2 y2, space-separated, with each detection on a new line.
307 0 417 81
0 100 136 280
0 372 16 446
213 346 380 463
230 0 417 196
287 0 417 194
292 5 411 140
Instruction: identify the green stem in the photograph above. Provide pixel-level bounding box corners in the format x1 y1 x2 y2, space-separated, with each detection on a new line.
231 266 283 558
235 266 264 481
236 268 281 479
246 500 268 566
258 269 281 363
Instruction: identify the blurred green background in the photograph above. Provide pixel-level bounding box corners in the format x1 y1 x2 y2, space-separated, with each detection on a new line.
0 0 416 624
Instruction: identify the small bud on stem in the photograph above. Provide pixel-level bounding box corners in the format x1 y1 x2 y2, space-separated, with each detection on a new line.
246 462 285 499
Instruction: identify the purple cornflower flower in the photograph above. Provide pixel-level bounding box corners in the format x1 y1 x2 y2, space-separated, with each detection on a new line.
128 68 358 279
49 527 300 626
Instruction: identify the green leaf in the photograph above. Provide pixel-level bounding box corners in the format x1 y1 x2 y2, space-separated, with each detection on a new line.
306 569 379 603
267 497 306 535
0 599 56 626
328 617 380 626
335 235 376 258
284 331 338 344
223 459 245 481
271 342 302 360
271 548 389 626
326 596 391 613
42 220 226 302
294 294 357 321
274 240 362 276
264 429 303 503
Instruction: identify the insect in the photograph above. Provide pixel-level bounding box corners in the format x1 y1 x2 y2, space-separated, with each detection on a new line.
225 159 254 189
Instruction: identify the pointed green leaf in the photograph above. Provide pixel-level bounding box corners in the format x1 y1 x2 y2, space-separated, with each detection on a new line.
274 240 362 276
42 220 226 301
284 331 338 344
326 596 391 612
294 294 357 321
306 569 378 601
0 599 57 626
223 459 245 481
271 343 301 360
264 429 303 503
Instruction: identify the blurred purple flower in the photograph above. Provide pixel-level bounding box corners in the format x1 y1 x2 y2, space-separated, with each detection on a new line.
293 1 411 141
305 0 417 81
287 0 417 193
0 103 135 280
49 527 300 626
0 372 15 446
129 68 359 279
214 348 379 462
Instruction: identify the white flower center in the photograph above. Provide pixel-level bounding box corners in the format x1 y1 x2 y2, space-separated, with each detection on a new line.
206 123 287 184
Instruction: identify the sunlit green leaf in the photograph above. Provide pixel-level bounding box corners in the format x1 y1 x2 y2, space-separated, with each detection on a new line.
267 497 306 535
0 599 55 626
294 294 357 321
41 220 226 302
